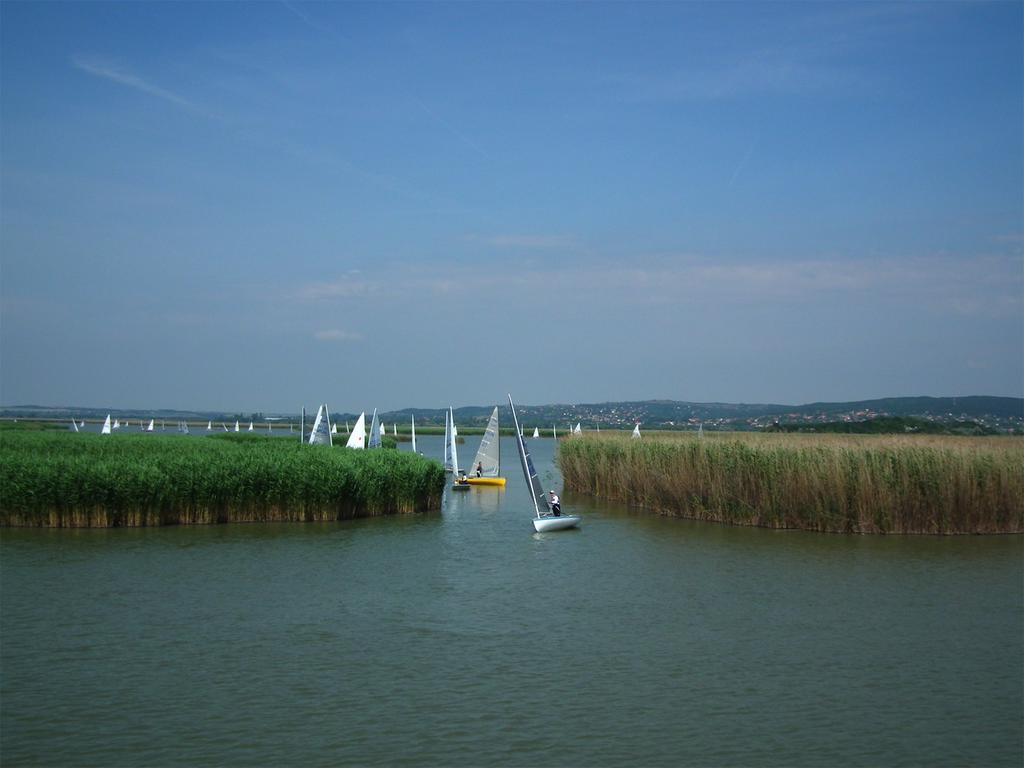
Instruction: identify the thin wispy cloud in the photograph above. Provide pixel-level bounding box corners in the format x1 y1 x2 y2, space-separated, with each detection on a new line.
465 234 577 250
72 55 204 114
313 329 363 342
294 277 379 302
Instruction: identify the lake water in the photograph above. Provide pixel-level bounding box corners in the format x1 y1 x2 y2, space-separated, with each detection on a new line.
2 435 1021 766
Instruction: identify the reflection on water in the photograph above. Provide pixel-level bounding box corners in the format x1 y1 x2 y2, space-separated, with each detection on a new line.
2 435 1021 767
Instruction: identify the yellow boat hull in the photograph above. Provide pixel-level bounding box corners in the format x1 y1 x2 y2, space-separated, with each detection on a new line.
463 477 506 487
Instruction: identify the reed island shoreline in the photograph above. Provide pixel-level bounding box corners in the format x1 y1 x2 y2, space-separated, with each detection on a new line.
558 432 1024 535
0 431 445 528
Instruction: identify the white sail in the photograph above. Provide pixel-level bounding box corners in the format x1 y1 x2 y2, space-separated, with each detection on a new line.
331 423 337 434
268 421 273 434
532 427 540 439
234 420 240 432
80 420 85 428
101 414 112 435
411 415 417 453
368 409 381 448
452 420 458 438
248 421 254 432
222 424 229 432
469 406 501 477
553 425 557 439
308 404 333 446
450 407 461 475
379 421 385 438
393 423 397 436
207 421 212 431
632 423 641 439
113 418 120 429
346 412 366 449
146 419 155 432
71 419 80 433
573 422 581 434
182 422 190 435
443 409 454 472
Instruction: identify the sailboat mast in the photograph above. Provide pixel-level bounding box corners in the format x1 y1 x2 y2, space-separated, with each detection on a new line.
507 395 542 519
300 406 305 445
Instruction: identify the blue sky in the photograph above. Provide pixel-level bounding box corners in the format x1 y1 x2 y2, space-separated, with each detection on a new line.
1 1 1021 413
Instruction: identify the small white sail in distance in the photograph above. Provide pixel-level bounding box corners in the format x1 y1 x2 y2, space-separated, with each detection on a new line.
411 415 417 453
346 412 366 449
146 419 155 432
308 404 333 446
234 420 240 432
71 419 80 432
573 422 582 434
532 427 540 439
632 423 641 439
393 423 397 436
207 421 213 431
248 421 254 432
113 418 120 429
331 423 337 434
101 415 112 435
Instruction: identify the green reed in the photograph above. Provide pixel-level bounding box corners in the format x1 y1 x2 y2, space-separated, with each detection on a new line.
0 432 445 527
557 432 1024 534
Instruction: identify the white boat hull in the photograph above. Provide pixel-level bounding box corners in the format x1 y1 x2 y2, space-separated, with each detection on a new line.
533 515 581 532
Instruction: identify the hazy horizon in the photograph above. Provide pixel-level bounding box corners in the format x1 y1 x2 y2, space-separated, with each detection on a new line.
2 2 1021 413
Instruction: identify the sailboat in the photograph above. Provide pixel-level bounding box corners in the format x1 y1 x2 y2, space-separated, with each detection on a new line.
411 415 418 454
449 407 470 491
308 404 333 446
346 412 366 449
532 426 540 439
368 409 381 448
247 421 254 432
113 418 121 430
463 406 505 486
182 421 190 435
207 421 213 431
393 423 398 437
71 419 80 433
632 423 641 439
573 422 582 435
146 419 155 432
331 423 338 435
234 420 240 432
508 394 580 532
268 421 273 434
443 409 454 472
101 415 112 435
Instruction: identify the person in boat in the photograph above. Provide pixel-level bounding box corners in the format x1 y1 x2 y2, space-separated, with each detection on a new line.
548 490 561 517
475 461 483 478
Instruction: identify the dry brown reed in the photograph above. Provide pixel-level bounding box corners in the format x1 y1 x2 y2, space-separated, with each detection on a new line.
557 432 1024 534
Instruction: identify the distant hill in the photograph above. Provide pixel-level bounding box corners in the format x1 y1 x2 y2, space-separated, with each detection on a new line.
2 396 1021 432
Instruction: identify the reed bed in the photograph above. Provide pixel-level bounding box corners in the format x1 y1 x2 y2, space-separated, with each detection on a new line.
0 432 445 528
558 432 1024 534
